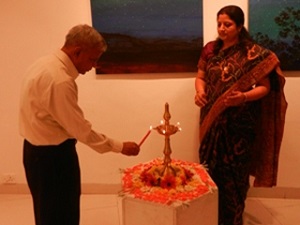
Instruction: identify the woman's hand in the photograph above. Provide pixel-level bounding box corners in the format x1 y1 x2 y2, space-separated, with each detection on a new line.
224 90 246 106
224 77 270 106
195 90 208 107
195 69 207 107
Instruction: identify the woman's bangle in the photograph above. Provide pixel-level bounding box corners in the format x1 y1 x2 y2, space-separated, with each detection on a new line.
243 93 248 102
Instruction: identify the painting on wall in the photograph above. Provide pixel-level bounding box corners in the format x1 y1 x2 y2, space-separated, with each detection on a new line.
249 0 300 71
90 0 203 74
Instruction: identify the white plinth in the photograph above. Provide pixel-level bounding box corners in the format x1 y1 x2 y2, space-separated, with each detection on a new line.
122 190 218 225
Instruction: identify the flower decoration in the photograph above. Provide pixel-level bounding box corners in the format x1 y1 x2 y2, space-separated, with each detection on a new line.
121 158 217 206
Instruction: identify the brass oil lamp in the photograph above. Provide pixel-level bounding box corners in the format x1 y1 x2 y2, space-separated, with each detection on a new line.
153 103 181 176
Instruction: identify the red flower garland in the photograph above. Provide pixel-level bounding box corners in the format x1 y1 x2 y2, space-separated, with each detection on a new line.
122 158 217 205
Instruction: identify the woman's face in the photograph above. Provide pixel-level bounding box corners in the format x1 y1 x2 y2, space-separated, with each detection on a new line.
217 13 241 46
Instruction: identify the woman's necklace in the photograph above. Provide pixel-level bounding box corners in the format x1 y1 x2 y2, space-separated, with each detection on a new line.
218 53 232 82
221 62 232 82
217 46 238 82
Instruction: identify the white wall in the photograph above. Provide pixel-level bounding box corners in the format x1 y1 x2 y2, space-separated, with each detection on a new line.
0 0 299 190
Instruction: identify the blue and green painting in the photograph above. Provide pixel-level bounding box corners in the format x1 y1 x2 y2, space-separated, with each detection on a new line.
90 0 203 74
249 0 300 71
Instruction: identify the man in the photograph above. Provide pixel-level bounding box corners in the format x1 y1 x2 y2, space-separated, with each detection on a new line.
19 24 140 225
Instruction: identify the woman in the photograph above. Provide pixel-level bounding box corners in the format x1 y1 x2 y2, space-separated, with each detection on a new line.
194 5 287 225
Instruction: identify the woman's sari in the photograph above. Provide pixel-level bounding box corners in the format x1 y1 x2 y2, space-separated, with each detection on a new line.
198 41 287 225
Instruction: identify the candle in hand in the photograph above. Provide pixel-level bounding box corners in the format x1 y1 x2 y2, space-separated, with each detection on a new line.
139 126 152 146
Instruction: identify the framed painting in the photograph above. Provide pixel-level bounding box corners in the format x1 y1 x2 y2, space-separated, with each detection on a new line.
90 0 203 74
249 0 300 71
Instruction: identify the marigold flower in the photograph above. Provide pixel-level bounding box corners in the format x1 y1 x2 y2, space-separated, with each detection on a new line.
121 158 216 205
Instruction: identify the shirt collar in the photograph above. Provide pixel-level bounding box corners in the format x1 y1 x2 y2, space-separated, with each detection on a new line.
54 50 79 79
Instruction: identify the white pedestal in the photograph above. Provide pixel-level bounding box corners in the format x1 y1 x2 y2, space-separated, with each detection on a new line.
122 190 218 225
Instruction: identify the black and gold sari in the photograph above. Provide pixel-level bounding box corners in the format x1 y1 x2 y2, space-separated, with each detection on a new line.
198 41 287 225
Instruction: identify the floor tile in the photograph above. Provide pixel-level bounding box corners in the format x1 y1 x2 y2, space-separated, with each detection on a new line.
258 198 300 225
0 195 34 225
244 198 281 225
81 195 122 225
1 194 300 225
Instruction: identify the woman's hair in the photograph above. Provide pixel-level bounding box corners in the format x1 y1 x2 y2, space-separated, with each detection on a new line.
214 5 253 54
64 24 107 52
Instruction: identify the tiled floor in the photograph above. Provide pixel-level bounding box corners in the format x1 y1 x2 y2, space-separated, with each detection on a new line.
0 194 299 225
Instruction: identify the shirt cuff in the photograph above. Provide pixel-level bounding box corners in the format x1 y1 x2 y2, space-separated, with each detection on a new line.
110 138 123 153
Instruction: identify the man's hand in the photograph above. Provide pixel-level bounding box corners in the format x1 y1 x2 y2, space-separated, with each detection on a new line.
121 142 140 156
